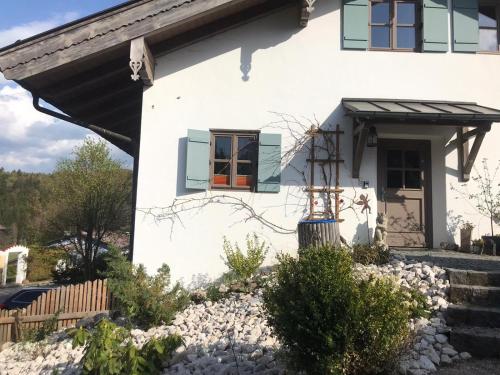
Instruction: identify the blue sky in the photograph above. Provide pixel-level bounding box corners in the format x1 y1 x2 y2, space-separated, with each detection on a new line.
0 1 132 173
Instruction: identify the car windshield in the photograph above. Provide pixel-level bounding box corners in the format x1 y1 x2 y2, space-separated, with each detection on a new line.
12 290 46 303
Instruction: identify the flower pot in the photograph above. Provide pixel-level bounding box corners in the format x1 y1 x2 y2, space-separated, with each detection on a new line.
298 219 340 249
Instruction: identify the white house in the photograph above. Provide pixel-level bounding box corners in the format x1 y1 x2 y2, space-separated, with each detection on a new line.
1 0 499 283
0 245 29 285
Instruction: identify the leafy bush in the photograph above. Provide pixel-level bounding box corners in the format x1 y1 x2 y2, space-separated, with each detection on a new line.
71 318 182 375
222 233 269 281
263 246 413 375
24 246 67 282
21 311 60 342
351 244 390 265
103 247 189 329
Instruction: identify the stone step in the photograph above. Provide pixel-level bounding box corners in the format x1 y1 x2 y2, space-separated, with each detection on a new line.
449 284 500 306
446 304 500 328
450 326 500 358
448 268 500 287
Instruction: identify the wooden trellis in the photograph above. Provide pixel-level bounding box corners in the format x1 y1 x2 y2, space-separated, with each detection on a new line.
304 124 344 221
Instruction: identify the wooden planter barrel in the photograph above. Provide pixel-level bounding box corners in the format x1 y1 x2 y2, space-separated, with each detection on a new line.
298 219 340 249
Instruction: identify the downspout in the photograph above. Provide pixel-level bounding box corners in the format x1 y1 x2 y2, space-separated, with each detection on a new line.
32 94 138 260
32 95 133 144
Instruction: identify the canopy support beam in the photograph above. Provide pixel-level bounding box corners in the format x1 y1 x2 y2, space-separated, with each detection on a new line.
352 120 368 179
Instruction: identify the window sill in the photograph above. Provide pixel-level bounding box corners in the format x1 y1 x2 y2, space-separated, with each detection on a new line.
368 48 420 53
477 51 500 55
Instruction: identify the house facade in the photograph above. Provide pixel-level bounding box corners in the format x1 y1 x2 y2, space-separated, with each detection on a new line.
1 0 499 283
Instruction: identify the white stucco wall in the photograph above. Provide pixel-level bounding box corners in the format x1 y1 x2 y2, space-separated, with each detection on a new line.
134 1 500 284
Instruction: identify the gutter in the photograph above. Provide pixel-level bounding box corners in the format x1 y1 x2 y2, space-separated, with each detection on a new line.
32 95 133 145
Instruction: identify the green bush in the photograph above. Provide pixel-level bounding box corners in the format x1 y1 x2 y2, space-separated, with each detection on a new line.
263 246 413 375
103 248 189 329
25 246 67 282
21 311 60 342
71 318 182 375
222 233 268 281
351 244 390 265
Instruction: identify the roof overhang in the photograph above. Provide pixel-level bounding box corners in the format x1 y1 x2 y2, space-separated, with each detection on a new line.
343 98 500 182
342 98 500 127
0 0 300 155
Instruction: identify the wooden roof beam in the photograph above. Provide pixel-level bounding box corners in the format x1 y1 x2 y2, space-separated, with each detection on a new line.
130 37 155 86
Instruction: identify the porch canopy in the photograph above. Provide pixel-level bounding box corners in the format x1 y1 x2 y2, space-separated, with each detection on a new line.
342 98 500 182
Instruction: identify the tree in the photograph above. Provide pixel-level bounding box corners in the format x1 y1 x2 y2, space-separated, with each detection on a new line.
452 159 500 236
49 138 132 280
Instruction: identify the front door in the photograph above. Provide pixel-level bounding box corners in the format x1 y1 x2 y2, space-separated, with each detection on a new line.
377 139 432 248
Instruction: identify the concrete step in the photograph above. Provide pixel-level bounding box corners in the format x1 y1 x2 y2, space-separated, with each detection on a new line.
446 304 500 328
449 284 500 306
450 326 500 358
448 268 500 287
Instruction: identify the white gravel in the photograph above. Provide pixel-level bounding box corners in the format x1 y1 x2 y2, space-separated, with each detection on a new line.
0 255 472 375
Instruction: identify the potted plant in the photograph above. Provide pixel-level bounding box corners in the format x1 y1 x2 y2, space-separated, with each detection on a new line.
460 222 474 253
451 159 500 256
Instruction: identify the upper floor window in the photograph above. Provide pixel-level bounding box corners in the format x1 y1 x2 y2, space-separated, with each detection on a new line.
479 2 500 52
370 0 419 51
210 131 258 190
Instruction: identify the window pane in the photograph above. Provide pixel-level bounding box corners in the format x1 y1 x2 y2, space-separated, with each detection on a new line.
387 170 403 188
237 137 256 161
14 291 44 303
397 27 416 49
405 150 420 169
214 162 231 185
479 6 497 28
387 150 403 168
372 1 390 23
214 136 232 159
405 170 421 189
237 163 252 175
397 2 416 24
371 26 391 48
480 29 498 51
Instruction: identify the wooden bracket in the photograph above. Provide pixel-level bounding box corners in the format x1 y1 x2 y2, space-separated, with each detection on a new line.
299 0 317 27
456 126 488 182
352 122 368 179
130 37 155 86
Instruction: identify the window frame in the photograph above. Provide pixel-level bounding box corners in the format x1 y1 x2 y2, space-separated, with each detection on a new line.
478 1 500 53
209 130 259 191
369 0 421 52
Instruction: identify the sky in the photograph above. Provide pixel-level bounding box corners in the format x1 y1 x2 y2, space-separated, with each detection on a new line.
0 1 133 173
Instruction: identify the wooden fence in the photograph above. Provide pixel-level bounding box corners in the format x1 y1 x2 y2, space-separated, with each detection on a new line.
0 279 111 347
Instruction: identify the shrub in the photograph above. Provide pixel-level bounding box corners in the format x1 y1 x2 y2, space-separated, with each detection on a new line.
21 311 60 342
70 318 182 375
263 246 413 375
351 244 390 265
25 246 67 282
103 247 189 329
222 233 269 281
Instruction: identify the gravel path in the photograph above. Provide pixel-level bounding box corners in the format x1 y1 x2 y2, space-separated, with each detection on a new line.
436 359 500 374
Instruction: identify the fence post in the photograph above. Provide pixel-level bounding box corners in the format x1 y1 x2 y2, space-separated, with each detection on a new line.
13 310 22 342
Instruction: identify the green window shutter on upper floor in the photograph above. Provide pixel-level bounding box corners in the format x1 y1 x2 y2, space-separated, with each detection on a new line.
423 0 449 52
343 0 368 50
185 129 210 190
453 0 479 52
257 133 281 193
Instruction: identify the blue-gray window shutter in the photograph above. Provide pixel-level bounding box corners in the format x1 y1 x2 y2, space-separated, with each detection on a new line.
423 0 449 52
453 0 479 52
257 133 281 193
343 0 368 50
185 129 210 190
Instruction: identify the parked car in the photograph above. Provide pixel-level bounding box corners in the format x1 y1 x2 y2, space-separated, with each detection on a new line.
0 287 53 310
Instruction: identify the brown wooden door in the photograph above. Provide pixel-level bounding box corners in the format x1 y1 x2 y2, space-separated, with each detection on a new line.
377 139 432 248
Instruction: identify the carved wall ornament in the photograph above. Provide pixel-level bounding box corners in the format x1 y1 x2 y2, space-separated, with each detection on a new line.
129 60 143 81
